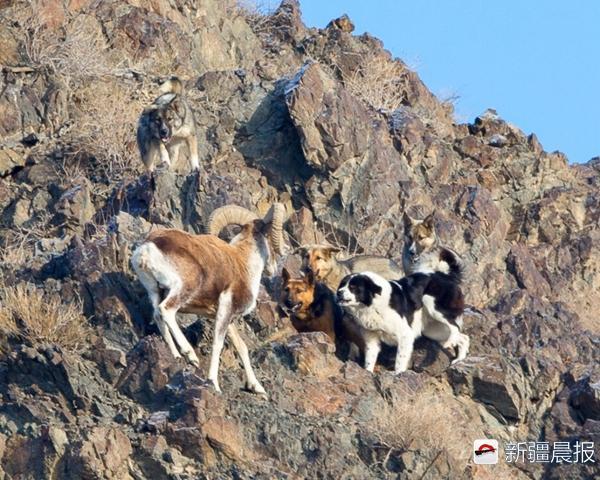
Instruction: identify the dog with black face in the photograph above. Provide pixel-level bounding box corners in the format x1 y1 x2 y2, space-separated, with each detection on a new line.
137 77 199 173
280 268 365 353
336 266 468 373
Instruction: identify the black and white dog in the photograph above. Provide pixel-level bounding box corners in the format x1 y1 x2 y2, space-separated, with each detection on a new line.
336 253 468 373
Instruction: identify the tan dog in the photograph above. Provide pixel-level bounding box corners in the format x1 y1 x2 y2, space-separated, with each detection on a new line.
296 245 403 292
402 211 462 275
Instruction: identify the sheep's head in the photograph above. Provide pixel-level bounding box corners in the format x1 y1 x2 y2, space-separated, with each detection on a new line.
208 203 285 275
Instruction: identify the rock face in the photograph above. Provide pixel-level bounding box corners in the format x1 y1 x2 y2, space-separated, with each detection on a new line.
0 0 598 479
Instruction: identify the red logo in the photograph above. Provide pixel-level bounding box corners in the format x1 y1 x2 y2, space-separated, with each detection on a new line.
475 444 496 456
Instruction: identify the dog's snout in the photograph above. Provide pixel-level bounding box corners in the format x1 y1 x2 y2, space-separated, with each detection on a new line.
336 290 344 301
159 126 169 138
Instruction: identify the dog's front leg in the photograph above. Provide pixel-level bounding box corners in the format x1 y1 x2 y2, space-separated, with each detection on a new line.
159 142 171 167
187 135 200 170
394 332 414 373
363 335 381 372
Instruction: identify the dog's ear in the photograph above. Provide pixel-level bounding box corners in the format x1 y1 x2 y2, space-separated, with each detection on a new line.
402 211 413 230
323 246 341 258
281 268 290 284
423 211 436 229
305 270 315 286
171 97 185 116
293 246 308 257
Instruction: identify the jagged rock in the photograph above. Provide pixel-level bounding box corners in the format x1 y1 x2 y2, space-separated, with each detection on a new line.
570 372 600 421
285 62 370 172
284 332 341 378
507 243 551 298
326 14 354 33
54 179 95 231
0 148 24 176
67 427 133 480
448 355 528 422
0 0 599 478
117 335 185 406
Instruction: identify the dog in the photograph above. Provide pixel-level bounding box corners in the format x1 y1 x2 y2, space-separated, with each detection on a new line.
336 257 469 373
137 77 199 172
402 211 462 275
280 268 365 353
296 245 403 293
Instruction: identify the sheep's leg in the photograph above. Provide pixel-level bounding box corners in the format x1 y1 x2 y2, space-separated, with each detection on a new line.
159 301 199 367
136 270 180 359
227 323 266 396
208 291 233 393
151 294 180 360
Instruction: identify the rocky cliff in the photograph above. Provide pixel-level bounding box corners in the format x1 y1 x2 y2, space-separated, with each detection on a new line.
0 1 598 479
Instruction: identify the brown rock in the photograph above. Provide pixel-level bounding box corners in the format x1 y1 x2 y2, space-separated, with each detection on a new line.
68 427 133 480
285 332 342 378
507 244 551 297
326 14 355 33
448 355 528 422
203 416 249 461
285 62 369 171
117 336 184 405
54 179 95 230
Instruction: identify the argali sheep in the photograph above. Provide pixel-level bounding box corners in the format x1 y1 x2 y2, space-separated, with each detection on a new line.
131 203 285 395
296 245 403 292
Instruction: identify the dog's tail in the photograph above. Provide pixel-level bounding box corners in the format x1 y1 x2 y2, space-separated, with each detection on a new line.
439 247 463 284
159 76 183 95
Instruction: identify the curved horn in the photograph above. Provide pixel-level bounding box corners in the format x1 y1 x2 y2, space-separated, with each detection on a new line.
208 205 258 235
264 203 285 254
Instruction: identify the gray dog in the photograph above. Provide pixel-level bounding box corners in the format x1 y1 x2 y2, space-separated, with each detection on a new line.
137 77 199 172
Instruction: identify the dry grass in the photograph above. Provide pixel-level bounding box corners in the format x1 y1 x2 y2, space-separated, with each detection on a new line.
19 8 156 183
0 211 56 269
67 79 146 184
0 281 92 353
343 55 409 112
369 385 481 471
24 13 112 88
233 0 278 34
0 231 35 268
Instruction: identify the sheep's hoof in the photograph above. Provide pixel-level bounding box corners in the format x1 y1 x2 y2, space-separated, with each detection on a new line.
208 379 221 393
247 382 268 399
184 351 200 368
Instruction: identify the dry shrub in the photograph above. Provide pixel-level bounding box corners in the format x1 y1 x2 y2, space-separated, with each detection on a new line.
344 55 410 112
0 231 35 268
233 0 279 35
370 385 481 470
67 79 147 183
0 282 91 353
24 12 112 88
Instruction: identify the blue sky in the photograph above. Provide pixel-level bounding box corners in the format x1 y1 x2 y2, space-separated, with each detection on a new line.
297 1 599 163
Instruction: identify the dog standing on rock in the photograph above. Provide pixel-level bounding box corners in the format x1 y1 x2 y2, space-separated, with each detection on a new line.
137 77 200 172
336 251 469 373
402 211 462 276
